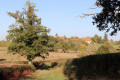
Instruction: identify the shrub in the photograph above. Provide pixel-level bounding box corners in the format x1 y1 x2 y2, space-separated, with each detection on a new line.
51 62 58 68
32 61 44 69
63 53 120 80
78 51 88 58
80 44 87 51
63 59 76 79
0 65 35 80
96 44 115 54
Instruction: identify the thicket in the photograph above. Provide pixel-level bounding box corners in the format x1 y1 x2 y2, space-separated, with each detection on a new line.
47 36 58 52
96 44 115 54
0 65 35 80
64 53 120 80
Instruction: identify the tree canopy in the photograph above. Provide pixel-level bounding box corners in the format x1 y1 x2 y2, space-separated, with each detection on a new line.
93 0 120 35
7 1 50 62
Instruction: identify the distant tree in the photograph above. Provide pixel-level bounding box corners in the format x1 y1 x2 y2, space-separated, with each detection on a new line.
103 33 108 43
91 34 102 43
55 33 58 38
96 44 110 54
91 34 99 43
68 40 81 52
91 34 103 44
61 41 70 53
96 43 115 54
98 36 103 44
7 1 50 63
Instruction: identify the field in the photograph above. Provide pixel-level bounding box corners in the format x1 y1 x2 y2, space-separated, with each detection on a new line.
0 47 78 62
20 67 68 80
0 47 78 80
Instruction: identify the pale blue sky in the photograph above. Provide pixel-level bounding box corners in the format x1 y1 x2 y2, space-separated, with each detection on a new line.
0 0 120 41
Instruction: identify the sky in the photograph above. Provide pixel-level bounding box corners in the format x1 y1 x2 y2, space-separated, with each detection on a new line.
1 0 120 41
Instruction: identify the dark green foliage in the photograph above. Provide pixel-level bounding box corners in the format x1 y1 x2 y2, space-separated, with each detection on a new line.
32 61 50 70
103 33 108 42
64 53 120 80
63 59 75 78
91 34 103 44
56 40 70 53
91 34 99 43
7 1 50 61
32 61 58 69
47 36 58 52
61 41 70 53
51 62 58 68
93 0 120 35
32 61 44 69
61 42 70 53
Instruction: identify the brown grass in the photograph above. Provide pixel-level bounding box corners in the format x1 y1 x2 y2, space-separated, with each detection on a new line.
0 47 78 64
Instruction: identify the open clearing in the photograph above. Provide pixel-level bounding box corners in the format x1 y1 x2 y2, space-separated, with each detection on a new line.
0 47 78 80
20 67 68 80
0 47 78 62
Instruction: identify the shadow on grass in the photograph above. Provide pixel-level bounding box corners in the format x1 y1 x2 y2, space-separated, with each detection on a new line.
38 63 50 70
0 59 6 61
64 52 120 80
33 62 58 70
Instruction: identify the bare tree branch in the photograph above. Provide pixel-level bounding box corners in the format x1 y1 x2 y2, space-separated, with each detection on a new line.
79 12 101 19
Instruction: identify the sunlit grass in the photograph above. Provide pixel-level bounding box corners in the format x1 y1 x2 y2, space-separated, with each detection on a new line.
20 67 68 80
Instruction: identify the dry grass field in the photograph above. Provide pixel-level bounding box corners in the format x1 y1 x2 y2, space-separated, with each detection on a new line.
0 47 78 80
0 47 78 64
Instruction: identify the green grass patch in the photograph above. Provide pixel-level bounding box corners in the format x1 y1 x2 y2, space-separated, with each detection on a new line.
20 67 68 80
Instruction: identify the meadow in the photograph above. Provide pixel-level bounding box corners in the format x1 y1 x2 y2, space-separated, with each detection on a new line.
0 47 78 80
0 47 78 61
0 42 119 80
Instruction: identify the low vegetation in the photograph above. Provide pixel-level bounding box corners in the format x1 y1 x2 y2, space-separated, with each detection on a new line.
96 44 116 54
0 65 35 80
64 53 120 80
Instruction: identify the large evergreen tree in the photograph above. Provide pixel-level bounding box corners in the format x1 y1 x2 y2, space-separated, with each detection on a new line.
7 1 50 63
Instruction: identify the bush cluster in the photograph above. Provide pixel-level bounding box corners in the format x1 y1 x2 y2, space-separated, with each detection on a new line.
64 53 120 80
96 44 115 54
0 65 35 80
